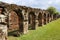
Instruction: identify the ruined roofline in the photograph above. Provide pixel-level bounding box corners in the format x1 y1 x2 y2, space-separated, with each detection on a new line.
0 1 42 10
0 2 49 13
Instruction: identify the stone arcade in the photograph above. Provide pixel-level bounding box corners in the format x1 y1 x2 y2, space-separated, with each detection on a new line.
0 2 59 40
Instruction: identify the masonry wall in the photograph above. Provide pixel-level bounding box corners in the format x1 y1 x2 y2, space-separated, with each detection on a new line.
0 2 59 37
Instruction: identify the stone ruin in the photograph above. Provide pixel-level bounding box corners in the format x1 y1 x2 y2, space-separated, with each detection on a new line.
0 6 7 40
0 2 59 40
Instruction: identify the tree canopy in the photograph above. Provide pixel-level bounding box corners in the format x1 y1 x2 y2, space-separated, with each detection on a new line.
47 6 59 14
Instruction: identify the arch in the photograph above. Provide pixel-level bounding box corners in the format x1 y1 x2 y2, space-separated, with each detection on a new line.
28 12 36 30
44 13 46 24
0 6 5 14
47 13 50 23
53 14 57 20
14 9 24 33
8 9 24 34
38 12 42 26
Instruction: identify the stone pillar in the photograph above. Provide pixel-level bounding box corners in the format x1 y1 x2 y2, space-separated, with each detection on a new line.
41 13 44 26
0 14 7 40
48 13 50 23
46 13 48 24
49 14 52 22
0 8 8 40
22 10 28 34
35 12 39 28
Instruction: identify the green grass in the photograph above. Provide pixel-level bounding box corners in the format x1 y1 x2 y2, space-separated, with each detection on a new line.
8 18 60 40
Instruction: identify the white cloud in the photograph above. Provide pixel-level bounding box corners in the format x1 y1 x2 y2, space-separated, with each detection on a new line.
0 0 13 4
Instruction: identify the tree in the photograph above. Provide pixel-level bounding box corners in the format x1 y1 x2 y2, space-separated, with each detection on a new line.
47 6 60 20
47 6 58 14
55 12 59 15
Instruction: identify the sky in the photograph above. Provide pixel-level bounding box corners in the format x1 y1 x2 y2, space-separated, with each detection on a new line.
0 0 60 11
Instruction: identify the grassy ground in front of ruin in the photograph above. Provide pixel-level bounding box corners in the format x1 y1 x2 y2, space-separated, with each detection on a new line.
8 18 60 40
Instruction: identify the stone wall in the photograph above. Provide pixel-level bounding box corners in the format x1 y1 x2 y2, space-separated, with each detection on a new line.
0 2 59 38
0 7 7 40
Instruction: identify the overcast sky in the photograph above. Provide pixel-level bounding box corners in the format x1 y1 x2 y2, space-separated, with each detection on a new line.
0 0 60 11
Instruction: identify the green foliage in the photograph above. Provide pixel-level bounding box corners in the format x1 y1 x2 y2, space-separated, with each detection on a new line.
47 6 59 14
55 12 59 15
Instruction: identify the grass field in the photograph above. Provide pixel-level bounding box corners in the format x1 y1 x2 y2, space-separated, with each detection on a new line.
8 18 60 40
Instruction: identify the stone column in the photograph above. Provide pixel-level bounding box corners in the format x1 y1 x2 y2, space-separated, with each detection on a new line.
41 13 44 26
35 12 39 28
0 8 8 40
48 13 50 23
0 14 7 40
49 14 52 22
45 13 48 24
22 10 28 34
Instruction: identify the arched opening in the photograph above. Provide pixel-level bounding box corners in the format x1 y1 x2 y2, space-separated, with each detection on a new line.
38 13 42 26
53 14 57 20
44 13 46 24
14 9 24 33
8 9 23 36
0 6 5 14
47 14 50 23
28 12 36 30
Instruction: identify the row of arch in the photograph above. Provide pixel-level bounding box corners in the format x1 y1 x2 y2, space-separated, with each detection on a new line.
7 8 58 35
0 5 59 36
